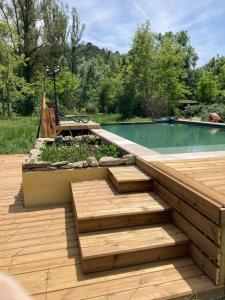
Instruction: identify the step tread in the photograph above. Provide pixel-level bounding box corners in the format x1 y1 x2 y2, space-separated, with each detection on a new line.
79 223 189 259
71 180 171 220
108 166 151 182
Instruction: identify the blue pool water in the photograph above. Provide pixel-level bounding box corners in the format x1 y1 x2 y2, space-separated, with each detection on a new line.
102 122 225 154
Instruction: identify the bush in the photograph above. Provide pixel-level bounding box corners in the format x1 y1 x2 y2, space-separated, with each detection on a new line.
183 103 225 121
145 95 169 119
12 94 37 116
85 102 99 114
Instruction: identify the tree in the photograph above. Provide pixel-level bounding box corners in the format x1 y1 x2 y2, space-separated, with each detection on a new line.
129 21 155 114
119 21 190 117
0 0 42 81
40 0 69 68
70 7 85 73
77 56 108 109
195 71 217 103
0 22 29 117
154 32 190 114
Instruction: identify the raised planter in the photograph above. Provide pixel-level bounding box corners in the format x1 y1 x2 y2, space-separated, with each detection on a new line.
22 134 135 207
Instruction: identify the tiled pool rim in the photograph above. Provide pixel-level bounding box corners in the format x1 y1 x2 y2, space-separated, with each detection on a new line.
91 119 225 162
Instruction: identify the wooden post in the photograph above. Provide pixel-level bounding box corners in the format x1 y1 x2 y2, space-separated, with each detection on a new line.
219 208 225 285
40 93 56 138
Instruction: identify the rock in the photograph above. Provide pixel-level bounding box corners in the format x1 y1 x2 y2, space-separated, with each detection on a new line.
83 160 88 168
51 161 68 167
30 149 41 157
63 136 72 142
123 154 135 165
25 157 36 163
35 141 45 150
87 156 99 167
22 161 50 169
37 137 55 143
60 161 83 169
99 157 125 166
74 136 83 141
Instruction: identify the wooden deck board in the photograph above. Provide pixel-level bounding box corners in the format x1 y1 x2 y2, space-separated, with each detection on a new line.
0 154 222 300
163 157 225 202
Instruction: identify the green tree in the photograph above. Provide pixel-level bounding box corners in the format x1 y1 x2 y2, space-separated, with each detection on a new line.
70 7 85 73
195 71 217 103
154 32 190 114
0 22 29 117
129 21 155 114
40 0 69 68
0 0 42 81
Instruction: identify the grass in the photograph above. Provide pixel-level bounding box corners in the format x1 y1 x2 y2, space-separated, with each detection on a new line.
41 137 122 163
0 116 38 154
91 113 151 124
0 113 150 154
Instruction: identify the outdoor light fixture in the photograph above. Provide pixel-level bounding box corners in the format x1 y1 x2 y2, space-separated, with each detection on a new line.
46 65 61 125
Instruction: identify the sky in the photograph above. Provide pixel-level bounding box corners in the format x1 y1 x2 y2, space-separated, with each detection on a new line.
65 0 225 66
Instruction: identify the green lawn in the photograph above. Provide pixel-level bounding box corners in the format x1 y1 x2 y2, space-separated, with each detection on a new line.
0 116 39 154
0 114 151 154
91 113 151 124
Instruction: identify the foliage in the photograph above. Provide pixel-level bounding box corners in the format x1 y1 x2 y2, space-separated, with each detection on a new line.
41 138 122 163
145 94 169 119
1 0 225 122
195 71 217 103
12 93 37 116
0 22 31 117
182 103 225 121
118 21 191 117
0 116 38 153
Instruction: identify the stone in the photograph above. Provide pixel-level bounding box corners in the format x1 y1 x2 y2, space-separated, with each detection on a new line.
30 148 41 157
22 161 50 169
87 156 99 167
37 138 55 143
123 154 135 165
60 161 83 169
25 157 36 163
99 156 125 166
74 136 83 141
51 161 68 167
35 141 45 150
63 136 72 142
83 160 89 168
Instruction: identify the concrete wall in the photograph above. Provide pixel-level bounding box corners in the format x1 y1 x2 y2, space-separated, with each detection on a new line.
23 167 108 207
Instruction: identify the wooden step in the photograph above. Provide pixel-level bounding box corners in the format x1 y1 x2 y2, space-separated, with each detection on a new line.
79 223 189 273
109 166 152 192
71 180 171 232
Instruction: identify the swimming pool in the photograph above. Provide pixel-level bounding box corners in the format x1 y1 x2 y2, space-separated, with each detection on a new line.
102 122 225 154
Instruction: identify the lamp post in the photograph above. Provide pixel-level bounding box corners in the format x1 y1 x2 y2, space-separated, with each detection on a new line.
46 65 60 125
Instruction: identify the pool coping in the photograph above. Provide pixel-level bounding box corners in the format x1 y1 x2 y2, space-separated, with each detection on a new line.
91 120 225 162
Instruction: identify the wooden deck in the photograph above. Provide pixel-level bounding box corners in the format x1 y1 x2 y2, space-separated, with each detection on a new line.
56 120 100 134
1 155 225 299
162 157 225 197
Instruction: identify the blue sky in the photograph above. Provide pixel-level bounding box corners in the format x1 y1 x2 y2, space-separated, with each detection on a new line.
65 0 225 66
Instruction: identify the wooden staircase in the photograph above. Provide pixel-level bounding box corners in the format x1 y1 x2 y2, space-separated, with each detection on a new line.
72 166 190 274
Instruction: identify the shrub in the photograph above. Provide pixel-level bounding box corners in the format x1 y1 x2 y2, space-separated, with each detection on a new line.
145 95 169 119
12 94 37 116
85 102 99 114
183 103 225 121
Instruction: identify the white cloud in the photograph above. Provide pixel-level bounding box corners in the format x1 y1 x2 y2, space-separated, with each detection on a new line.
65 0 225 65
